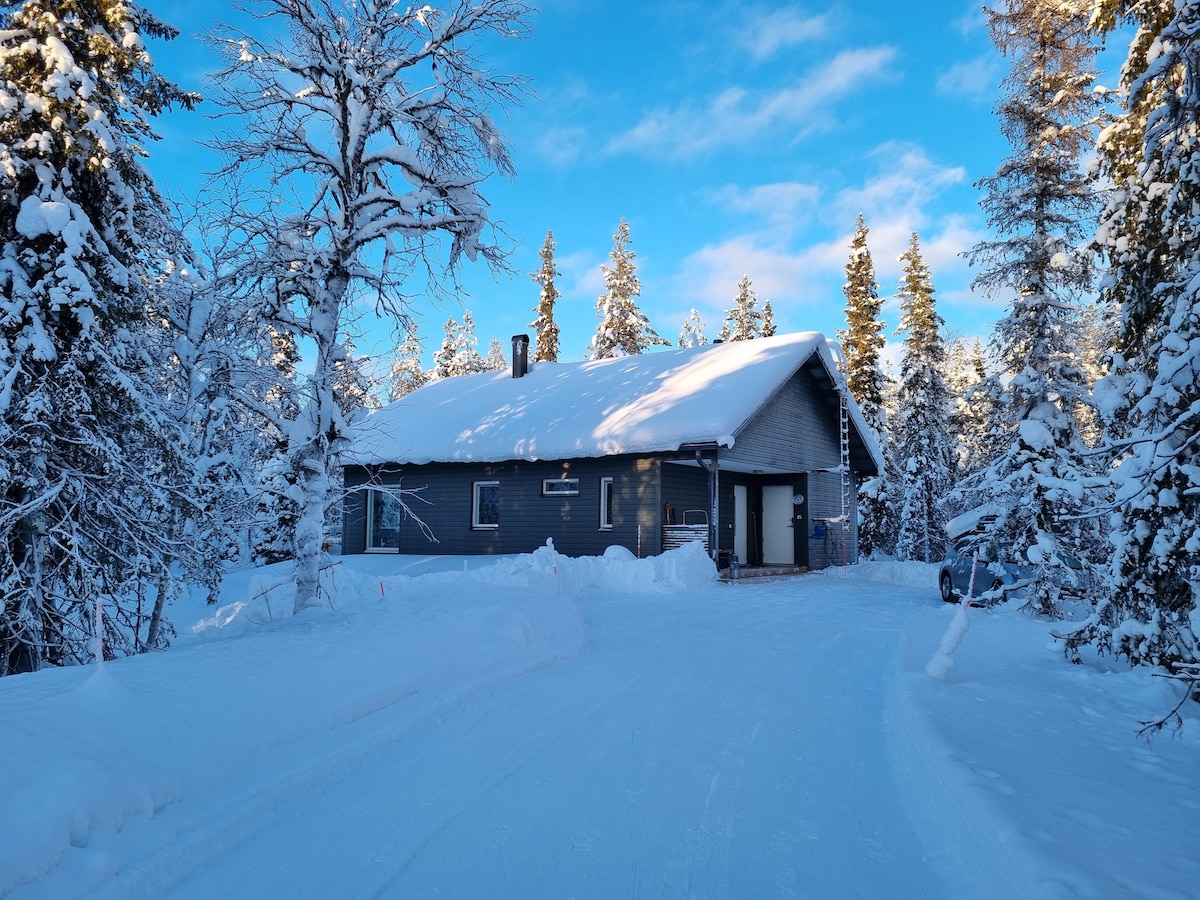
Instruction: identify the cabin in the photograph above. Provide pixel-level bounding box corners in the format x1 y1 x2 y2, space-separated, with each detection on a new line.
342 331 883 570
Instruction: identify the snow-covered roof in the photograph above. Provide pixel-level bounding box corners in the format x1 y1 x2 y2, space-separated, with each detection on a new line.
350 331 883 470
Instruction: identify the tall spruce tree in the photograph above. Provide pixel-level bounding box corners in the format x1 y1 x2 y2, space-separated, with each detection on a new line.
960 0 1104 615
892 234 954 564
0 0 199 673
1064 0 1199 672
587 219 668 359
529 230 561 362
718 275 764 342
838 214 887 434
838 214 892 556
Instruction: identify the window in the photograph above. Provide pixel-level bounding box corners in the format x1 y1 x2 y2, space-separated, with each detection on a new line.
542 478 579 496
472 480 500 529
599 477 614 530
366 489 401 551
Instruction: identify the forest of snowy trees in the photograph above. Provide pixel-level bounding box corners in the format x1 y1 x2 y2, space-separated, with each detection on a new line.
0 0 1197 714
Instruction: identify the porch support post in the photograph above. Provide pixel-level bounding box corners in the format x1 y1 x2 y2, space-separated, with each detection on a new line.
695 449 719 561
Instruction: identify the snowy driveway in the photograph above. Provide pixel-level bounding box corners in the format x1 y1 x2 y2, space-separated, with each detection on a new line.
165 583 940 899
4 552 1197 899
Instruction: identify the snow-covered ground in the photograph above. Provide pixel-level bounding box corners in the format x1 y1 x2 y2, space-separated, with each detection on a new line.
2 543 1197 899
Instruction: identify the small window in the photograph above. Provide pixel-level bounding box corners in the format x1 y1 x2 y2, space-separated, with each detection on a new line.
599 477 614 530
472 480 499 529
542 478 579 496
366 489 401 551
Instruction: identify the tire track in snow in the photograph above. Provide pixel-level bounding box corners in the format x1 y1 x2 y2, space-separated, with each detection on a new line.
78 646 585 900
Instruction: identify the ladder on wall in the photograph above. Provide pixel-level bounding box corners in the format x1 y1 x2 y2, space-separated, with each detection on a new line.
839 393 852 571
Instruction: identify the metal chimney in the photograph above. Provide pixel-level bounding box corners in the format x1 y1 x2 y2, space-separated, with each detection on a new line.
511 333 530 378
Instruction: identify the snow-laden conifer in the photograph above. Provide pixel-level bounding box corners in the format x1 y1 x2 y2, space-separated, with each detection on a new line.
207 0 531 613
678 310 709 348
529 230 561 363
957 0 1105 616
587 219 669 359
718 275 764 342
485 337 507 372
432 313 487 379
760 299 777 338
892 234 955 564
388 320 429 402
0 0 199 672
1064 0 1200 671
837 214 892 556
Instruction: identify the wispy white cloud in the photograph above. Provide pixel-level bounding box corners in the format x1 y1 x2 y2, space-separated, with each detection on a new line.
558 248 605 300
606 47 899 159
936 55 1002 101
664 142 987 337
700 181 821 240
834 142 967 225
734 6 829 62
533 125 590 168
952 0 988 36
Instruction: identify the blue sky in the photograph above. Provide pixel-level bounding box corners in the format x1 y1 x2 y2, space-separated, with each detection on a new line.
144 1 1125 371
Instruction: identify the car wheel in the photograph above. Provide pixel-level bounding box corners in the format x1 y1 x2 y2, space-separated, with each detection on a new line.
939 571 957 603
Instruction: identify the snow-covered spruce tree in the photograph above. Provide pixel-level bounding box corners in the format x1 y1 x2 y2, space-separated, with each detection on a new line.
838 214 887 435
387 319 428 402
253 324 304 565
484 336 506 371
761 298 777 337
958 0 1105 616
432 311 487 379
529 229 561 362
208 0 530 613
587 219 669 359
0 0 200 673
1063 0 1200 672
944 336 994 479
837 213 892 556
892 234 955 564
332 336 380 419
678 309 708 348
718 274 764 342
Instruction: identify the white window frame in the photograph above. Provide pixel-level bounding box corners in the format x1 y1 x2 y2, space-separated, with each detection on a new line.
542 477 579 496
472 480 500 529
599 477 614 530
365 488 401 552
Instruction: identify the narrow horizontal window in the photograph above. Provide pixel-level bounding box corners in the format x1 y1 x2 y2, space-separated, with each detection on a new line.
472 480 499 529
542 478 579 496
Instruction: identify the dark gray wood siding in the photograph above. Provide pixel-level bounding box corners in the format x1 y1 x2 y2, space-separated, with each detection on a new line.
343 455 666 559
722 362 861 567
724 364 842 473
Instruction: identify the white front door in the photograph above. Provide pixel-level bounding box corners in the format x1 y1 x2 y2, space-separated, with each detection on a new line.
734 485 748 565
762 485 795 565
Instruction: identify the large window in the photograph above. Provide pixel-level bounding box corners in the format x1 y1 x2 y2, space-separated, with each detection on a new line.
366 489 401 551
600 477 614 530
472 480 500 529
